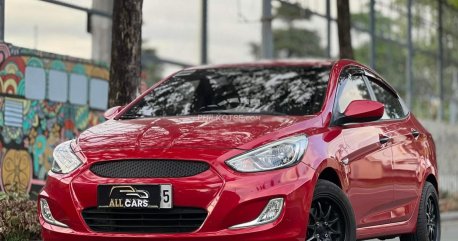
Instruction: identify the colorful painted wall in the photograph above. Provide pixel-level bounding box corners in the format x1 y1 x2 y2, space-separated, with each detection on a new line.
0 43 109 194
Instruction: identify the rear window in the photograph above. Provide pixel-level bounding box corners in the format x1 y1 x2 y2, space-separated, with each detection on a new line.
123 66 331 118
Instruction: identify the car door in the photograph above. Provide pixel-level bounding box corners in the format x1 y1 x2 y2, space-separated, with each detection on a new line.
333 68 394 228
365 76 420 223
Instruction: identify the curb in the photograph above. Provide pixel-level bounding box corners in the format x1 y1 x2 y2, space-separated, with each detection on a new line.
441 211 458 222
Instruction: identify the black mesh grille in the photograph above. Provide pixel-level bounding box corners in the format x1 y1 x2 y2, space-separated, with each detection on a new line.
90 160 210 178
82 207 207 233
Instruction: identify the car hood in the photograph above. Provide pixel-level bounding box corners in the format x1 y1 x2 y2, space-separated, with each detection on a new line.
77 115 315 151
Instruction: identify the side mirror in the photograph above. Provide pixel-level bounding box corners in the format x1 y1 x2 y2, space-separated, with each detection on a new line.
335 100 384 125
104 106 123 120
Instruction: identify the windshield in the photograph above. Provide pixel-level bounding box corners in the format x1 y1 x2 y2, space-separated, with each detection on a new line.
122 66 331 118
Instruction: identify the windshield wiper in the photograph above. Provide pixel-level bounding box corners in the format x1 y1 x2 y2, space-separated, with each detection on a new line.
254 111 287 116
195 110 287 116
119 113 144 119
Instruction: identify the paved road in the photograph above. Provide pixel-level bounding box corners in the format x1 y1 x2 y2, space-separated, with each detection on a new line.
367 220 458 241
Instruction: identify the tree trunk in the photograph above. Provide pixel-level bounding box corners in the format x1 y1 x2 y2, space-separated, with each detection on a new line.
337 0 354 59
108 0 143 107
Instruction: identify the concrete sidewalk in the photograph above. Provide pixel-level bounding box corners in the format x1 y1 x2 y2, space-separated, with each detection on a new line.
441 211 458 222
366 211 458 241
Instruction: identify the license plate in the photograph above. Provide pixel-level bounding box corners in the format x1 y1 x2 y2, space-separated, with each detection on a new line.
98 184 172 209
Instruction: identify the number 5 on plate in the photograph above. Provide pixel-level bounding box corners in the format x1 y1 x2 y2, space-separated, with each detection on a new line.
160 185 173 208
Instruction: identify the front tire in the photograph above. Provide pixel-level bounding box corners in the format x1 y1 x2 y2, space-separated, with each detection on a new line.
306 179 356 241
400 181 441 241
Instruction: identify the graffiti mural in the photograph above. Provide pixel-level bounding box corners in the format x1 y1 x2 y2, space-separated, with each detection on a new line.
0 43 109 193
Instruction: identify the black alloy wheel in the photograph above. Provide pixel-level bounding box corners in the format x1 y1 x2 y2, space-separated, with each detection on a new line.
400 181 441 241
306 180 356 241
425 194 439 241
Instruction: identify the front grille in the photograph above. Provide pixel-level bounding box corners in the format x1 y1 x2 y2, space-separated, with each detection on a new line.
90 160 210 178
82 207 207 233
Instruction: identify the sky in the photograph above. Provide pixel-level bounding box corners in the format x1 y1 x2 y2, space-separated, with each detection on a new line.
4 0 366 77
5 0 93 58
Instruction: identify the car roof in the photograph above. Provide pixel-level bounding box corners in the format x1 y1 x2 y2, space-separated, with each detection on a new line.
184 58 336 70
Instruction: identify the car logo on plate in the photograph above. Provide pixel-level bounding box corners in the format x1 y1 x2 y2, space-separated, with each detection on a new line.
108 186 150 208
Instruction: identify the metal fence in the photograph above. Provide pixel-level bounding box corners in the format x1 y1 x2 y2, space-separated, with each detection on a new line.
277 0 458 122
421 119 458 194
273 0 458 193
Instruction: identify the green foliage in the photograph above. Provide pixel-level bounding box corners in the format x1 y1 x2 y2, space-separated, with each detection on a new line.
274 2 311 22
273 28 325 58
448 0 458 8
0 192 41 241
351 11 407 94
142 48 163 87
250 1 325 59
352 0 458 120
351 12 398 38
354 41 406 93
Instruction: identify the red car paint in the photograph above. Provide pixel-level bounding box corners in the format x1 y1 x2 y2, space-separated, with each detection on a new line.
39 59 438 241
343 100 384 120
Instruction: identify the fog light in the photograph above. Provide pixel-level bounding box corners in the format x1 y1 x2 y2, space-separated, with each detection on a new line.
229 198 284 229
40 199 68 228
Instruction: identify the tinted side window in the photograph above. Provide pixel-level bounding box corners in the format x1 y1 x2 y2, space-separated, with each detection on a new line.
336 75 371 113
368 79 405 119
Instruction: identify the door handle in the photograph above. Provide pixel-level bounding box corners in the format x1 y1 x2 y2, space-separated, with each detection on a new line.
379 135 391 145
411 129 420 138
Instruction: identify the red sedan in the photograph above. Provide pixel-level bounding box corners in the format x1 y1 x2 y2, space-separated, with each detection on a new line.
39 59 440 241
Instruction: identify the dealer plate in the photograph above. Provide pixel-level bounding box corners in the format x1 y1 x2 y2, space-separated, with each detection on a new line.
97 184 172 209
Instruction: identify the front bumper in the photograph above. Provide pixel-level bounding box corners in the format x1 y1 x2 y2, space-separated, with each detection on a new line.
41 222 302 241
39 147 316 241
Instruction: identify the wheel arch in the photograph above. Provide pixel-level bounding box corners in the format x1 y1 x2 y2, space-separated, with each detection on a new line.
421 161 439 194
318 167 342 189
426 173 439 193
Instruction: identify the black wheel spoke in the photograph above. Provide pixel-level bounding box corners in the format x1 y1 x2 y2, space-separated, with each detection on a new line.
424 194 439 241
324 205 332 220
306 236 316 241
307 198 346 241
427 199 432 214
310 208 318 221
328 226 340 235
328 217 339 225
331 230 342 236
318 201 324 218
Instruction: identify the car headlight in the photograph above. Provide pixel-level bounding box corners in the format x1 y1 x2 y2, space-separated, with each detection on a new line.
51 140 83 174
226 135 308 173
